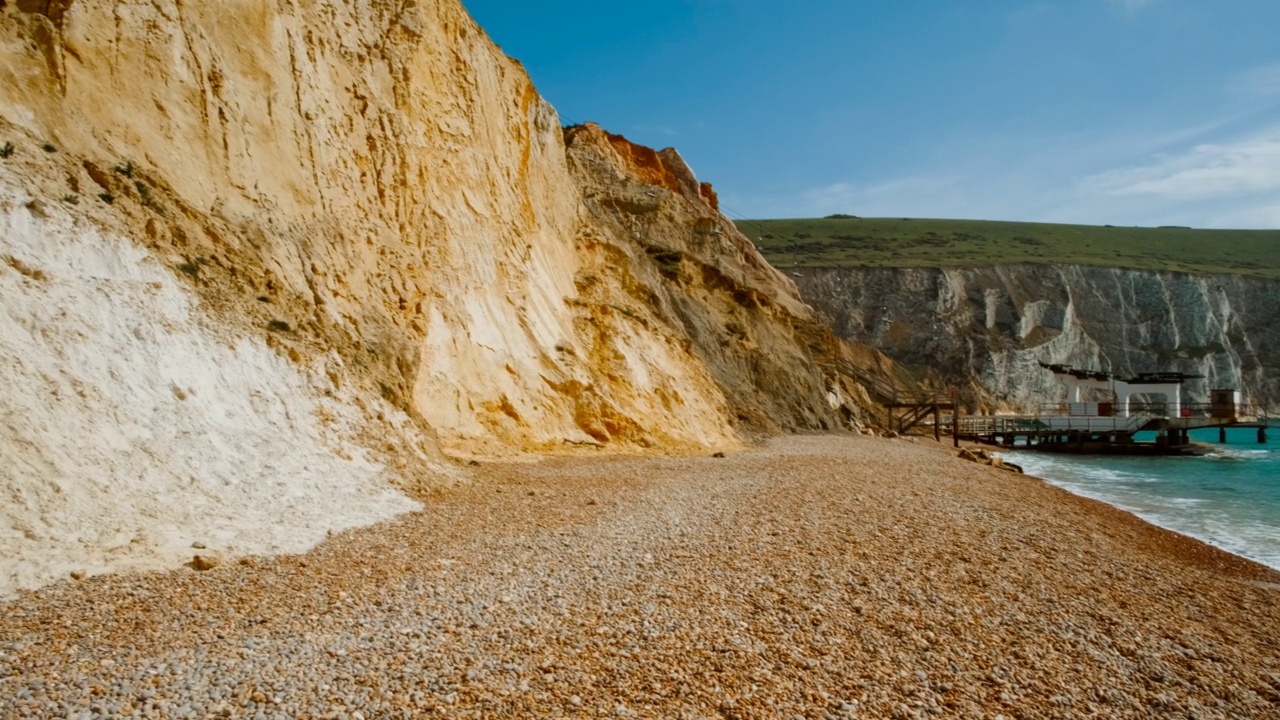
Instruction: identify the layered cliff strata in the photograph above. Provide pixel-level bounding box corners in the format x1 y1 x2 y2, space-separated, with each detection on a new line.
563 125 880 433
0 0 878 594
794 264 1280 411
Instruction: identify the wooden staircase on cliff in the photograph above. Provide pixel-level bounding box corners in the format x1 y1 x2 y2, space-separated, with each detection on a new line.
829 357 955 440
793 321 953 439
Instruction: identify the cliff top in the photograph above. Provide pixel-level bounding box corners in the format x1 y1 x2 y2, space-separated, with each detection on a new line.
739 216 1280 279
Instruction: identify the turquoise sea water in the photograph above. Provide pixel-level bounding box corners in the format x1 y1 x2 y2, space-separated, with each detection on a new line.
1006 427 1280 571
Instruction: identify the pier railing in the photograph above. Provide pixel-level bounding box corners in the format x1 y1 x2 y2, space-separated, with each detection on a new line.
1035 402 1269 422
957 415 1147 437
955 416 1039 437
884 391 954 407
1168 403 1270 422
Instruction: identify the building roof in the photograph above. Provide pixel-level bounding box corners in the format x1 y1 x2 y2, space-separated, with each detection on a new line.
1037 362 1204 385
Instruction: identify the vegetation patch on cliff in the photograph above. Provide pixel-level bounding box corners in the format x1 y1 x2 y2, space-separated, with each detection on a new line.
740 217 1280 279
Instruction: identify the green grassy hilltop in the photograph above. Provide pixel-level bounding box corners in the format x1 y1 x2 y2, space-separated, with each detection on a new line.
737 216 1280 280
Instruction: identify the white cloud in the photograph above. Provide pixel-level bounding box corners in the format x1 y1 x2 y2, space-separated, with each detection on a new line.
1196 199 1280 229
1106 0 1162 12
798 176 967 218
631 124 678 138
1230 62 1280 97
736 115 1280 229
800 182 858 212
1082 128 1280 199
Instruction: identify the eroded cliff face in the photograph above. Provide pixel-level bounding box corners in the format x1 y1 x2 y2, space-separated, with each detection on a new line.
796 265 1280 412
0 1 876 594
563 126 876 432
0 0 737 460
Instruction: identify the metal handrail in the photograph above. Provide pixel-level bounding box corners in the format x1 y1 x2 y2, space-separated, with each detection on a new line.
956 415 1148 435
1036 402 1269 419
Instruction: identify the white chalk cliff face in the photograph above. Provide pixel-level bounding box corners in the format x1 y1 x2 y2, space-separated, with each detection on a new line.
0 0 871 596
795 265 1280 412
0 178 422 595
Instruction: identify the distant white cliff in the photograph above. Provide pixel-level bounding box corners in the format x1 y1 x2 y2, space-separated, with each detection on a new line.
795 265 1280 412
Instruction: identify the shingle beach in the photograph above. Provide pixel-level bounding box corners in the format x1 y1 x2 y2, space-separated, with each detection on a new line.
3 435 1278 719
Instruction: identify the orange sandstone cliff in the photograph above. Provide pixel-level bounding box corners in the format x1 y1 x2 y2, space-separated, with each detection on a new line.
0 0 887 595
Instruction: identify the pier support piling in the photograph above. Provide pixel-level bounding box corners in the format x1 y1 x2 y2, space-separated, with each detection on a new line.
1219 427 1227 444
1260 427 1268 444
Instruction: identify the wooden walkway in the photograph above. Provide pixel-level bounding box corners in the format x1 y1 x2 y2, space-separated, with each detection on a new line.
816 354 1271 454
952 404 1270 453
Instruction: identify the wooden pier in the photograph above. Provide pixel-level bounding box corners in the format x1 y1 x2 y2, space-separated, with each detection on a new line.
951 403 1270 454
927 363 1274 455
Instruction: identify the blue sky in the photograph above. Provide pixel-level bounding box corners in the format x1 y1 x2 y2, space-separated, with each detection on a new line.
463 1 1280 228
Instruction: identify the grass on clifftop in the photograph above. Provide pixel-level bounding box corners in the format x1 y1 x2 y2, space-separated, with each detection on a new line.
737 216 1280 279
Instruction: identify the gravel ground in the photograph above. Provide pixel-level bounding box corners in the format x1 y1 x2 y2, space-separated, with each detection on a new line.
2 434 1278 719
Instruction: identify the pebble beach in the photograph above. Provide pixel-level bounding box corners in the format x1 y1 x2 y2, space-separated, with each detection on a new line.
2 434 1278 719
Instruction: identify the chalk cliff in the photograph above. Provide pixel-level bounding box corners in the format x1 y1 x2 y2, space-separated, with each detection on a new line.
795 265 1280 412
0 0 878 595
